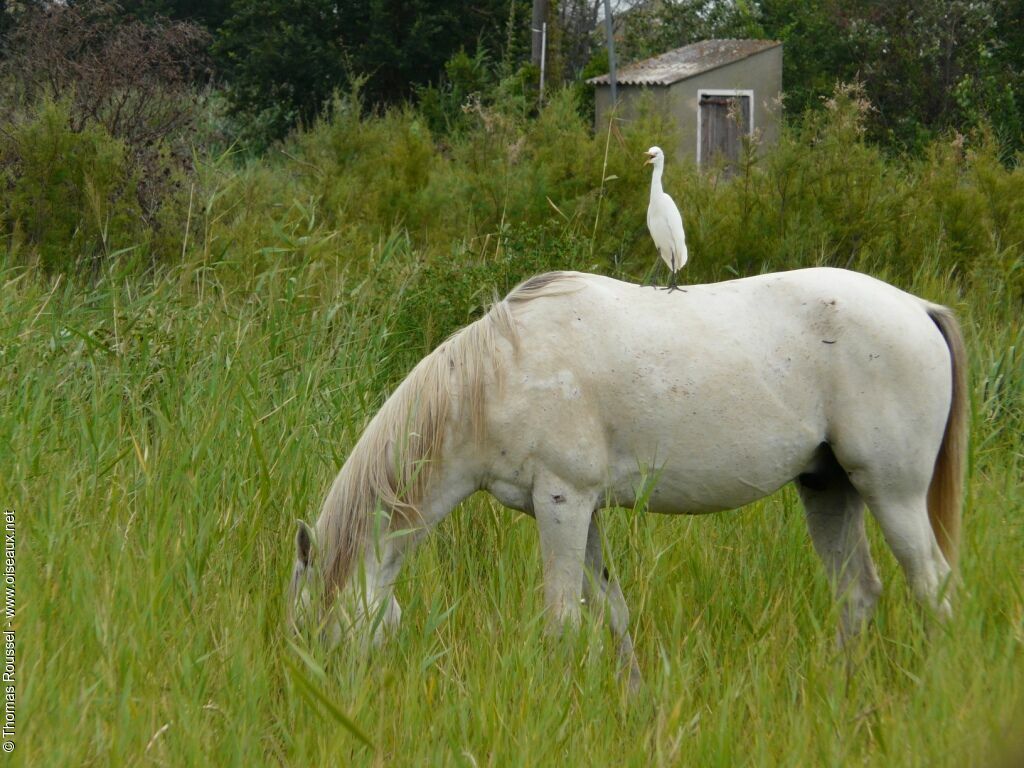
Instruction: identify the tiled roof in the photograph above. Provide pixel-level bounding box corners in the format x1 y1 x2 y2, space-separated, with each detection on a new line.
587 39 781 86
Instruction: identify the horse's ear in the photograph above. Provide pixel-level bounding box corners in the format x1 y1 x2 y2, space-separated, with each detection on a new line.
295 521 314 568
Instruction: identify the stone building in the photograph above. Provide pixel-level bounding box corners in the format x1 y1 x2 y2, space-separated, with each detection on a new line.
588 39 783 167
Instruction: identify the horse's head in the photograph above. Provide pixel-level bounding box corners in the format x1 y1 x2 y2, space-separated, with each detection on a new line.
287 521 344 648
287 519 402 649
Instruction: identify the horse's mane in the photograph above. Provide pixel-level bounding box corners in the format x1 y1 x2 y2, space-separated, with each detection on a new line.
317 271 583 594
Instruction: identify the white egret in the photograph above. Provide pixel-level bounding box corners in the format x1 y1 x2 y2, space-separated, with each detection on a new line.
644 146 688 292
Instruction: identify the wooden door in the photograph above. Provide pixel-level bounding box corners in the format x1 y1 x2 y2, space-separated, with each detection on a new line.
699 93 752 171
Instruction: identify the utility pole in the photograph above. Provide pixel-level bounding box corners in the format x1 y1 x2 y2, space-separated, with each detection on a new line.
539 22 547 105
531 0 549 68
602 0 617 105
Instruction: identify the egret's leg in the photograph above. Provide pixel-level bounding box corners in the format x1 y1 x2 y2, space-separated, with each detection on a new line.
583 515 642 691
663 251 683 293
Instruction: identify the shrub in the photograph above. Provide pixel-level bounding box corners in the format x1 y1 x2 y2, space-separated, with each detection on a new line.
1 0 208 221
0 99 143 271
392 225 596 354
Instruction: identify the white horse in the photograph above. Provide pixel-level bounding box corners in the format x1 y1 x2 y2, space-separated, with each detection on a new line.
289 268 967 686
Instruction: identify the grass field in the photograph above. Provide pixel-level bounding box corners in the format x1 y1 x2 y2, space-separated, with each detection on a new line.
5 241 1022 766
3 77 1023 768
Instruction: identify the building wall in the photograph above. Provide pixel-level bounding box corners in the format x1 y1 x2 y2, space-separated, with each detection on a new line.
594 83 672 136
594 45 783 166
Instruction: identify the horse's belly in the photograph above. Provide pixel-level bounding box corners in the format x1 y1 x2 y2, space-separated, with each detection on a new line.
640 470 795 514
602 402 823 514
605 455 809 514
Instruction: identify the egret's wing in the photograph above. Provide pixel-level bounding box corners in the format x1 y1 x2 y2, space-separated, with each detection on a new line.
648 194 687 269
647 202 673 256
660 192 688 268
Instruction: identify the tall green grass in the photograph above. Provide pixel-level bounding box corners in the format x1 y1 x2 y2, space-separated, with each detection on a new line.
3 86 1023 765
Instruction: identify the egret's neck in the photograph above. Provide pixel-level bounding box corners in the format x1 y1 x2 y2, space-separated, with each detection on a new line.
649 161 664 200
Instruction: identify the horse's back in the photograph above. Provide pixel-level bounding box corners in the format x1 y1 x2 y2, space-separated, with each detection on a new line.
485 269 952 513
506 268 946 400
512 267 945 365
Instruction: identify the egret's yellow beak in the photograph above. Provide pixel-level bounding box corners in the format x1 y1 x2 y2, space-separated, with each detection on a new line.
643 152 655 167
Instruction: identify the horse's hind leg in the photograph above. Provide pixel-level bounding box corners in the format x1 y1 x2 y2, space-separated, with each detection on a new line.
582 515 642 691
833 442 953 619
832 446 954 620
797 456 883 641
864 492 953 620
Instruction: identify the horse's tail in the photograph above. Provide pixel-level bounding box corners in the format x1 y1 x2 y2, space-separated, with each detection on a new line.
925 304 968 568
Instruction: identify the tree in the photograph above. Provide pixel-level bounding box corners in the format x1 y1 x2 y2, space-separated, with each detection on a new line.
215 0 514 144
118 0 235 31
618 0 762 64
214 0 347 143
617 0 1024 153
757 0 1024 151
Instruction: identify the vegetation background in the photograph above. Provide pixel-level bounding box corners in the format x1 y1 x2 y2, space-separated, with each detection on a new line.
1 1 1022 765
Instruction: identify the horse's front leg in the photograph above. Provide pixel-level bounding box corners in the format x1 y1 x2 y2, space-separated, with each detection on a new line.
365 528 421 644
533 478 596 630
583 516 643 692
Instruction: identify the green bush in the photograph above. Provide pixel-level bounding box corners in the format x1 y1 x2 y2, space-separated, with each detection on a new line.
13 77 1021 324
416 48 497 137
0 99 143 271
393 224 597 354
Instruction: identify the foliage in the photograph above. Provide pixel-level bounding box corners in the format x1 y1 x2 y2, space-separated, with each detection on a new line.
4 193 1023 767
614 0 1024 155
212 0 349 148
118 0 235 31
394 224 595 352
0 99 145 271
784 0 1024 153
4 0 1021 156
6 79 1024 303
213 0 519 146
334 0 513 104
574 46 608 121
416 47 499 136
0 1 208 220
618 0 762 63
2 1 210 144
